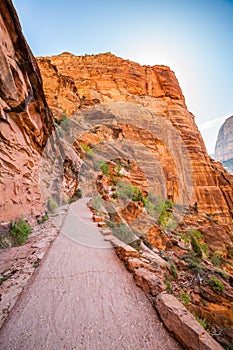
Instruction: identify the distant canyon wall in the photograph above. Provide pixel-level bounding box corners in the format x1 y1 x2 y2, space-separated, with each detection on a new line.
215 116 233 161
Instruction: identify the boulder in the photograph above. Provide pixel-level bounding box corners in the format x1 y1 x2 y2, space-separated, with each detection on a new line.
156 293 224 350
134 268 165 296
108 236 139 261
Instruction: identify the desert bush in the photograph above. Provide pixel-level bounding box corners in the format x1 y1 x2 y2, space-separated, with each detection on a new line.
76 188 83 198
37 214 49 224
80 143 95 159
181 251 203 272
10 218 31 245
180 291 191 305
169 262 178 279
114 164 124 177
115 181 136 200
164 275 172 293
194 315 208 330
211 251 224 267
208 277 224 293
191 235 203 258
68 196 77 204
100 161 109 175
48 197 58 212
106 221 135 244
180 229 208 256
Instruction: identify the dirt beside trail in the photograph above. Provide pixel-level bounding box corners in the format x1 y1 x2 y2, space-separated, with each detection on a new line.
0 199 182 349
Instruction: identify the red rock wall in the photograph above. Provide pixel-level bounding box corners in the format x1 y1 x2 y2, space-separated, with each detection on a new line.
0 0 53 223
37 52 233 231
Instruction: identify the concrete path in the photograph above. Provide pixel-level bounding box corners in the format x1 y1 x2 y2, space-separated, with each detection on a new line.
0 199 182 350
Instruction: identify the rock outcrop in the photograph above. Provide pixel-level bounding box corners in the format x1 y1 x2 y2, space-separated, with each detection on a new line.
37 57 80 119
0 0 54 223
156 293 224 350
215 116 233 161
215 116 233 174
37 52 233 231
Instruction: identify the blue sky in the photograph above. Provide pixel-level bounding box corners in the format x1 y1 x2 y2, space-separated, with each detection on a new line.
12 0 233 154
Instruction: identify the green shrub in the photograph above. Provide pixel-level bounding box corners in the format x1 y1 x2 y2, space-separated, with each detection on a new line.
115 181 136 200
180 291 191 305
194 315 208 329
106 221 135 244
169 262 178 279
181 252 203 271
191 236 203 258
68 196 77 204
10 218 31 245
208 277 224 293
33 261 39 268
91 196 103 213
60 116 70 132
55 111 70 132
0 276 9 284
211 251 224 267
216 269 229 281
81 143 95 159
164 275 172 293
145 196 175 231
48 197 58 212
132 188 143 202
180 229 208 257
141 196 148 206
114 164 123 177
37 214 49 224
100 161 109 175
76 188 83 198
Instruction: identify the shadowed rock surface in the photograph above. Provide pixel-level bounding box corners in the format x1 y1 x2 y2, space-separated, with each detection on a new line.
0 0 54 223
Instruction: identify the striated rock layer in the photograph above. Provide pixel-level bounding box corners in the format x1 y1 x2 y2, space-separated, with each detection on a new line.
0 0 54 223
37 52 233 231
215 116 233 162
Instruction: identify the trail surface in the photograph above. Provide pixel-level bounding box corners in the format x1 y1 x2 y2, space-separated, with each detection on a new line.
0 199 182 350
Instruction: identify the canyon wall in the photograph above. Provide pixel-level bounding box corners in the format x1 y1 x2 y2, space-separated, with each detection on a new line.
37 52 233 229
0 0 54 223
215 116 233 174
215 116 233 161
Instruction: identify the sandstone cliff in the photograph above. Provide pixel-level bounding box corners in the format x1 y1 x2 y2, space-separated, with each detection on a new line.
0 0 54 223
37 52 233 229
215 116 233 161
215 116 233 174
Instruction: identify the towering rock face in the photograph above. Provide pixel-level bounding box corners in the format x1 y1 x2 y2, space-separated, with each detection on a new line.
37 52 233 229
215 116 233 173
0 0 54 223
36 57 80 119
215 116 233 161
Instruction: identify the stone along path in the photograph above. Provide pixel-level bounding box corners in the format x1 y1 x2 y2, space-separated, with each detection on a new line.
0 199 182 350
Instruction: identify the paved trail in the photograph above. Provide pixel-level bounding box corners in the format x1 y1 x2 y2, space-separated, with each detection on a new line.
0 200 182 350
